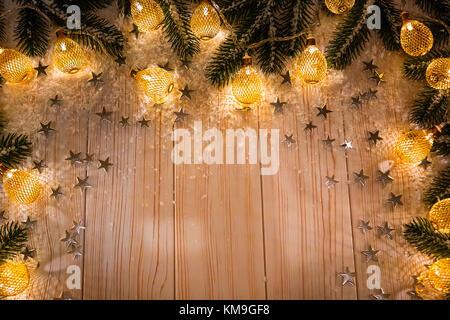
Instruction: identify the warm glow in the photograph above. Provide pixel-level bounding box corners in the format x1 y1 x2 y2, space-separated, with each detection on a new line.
400 14 434 56
2 169 42 205
131 0 164 32
324 0 355 14
297 39 327 85
428 259 450 294
232 64 263 105
133 67 174 103
53 34 86 74
426 58 450 90
190 1 221 40
428 198 450 234
0 48 34 83
0 262 30 297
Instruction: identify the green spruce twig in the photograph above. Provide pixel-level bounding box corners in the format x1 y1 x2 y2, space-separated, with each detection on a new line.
424 166 450 207
410 88 448 129
15 7 51 57
0 133 32 169
403 48 450 81
0 222 28 265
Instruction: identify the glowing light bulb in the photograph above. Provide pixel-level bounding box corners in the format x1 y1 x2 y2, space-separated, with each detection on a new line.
190 0 221 40
2 169 42 205
428 198 450 234
426 58 450 90
324 0 355 14
131 67 174 103
232 54 263 105
0 262 30 297
400 12 433 56
297 37 327 84
395 130 433 164
0 48 34 83
131 0 164 32
53 31 86 74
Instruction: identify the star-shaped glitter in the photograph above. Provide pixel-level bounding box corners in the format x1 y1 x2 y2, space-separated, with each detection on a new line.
271 97 287 114
98 157 113 172
138 117 151 127
49 95 63 108
338 267 356 286
353 170 369 187
0 210 8 222
377 222 395 240
74 177 92 191
419 157 432 170
387 192 403 208
60 230 78 248
359 91 370 102
361 245 379 262
65 151 83 166
316 104 332 119
22 217 37 230
322 136 335 148
22 246 36 261
34 61 49 77
38 121 56 136
370 289 390 300
350 96 362 109
32 160 47 173
179 85 194 100
70 220 86 234
370 71 385 85
363 59 378 72
174 108 189 122
96 107 112 122
366 88 378 100
50 186 64 199
115 56 126 66
68 244 83 259
376 170 394 187
341 140 353 151
325 175 339 188
406 290 422 300
368 130 383 145
281 71 292 86
88 72 104 86
357 220 372 233
158 61 173 72
131 24 140 39
84 153 95 164
283 134 296 147
304 121 317 132
119 116 130 127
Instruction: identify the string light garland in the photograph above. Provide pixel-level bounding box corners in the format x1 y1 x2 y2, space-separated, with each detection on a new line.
131 0 164 32
426 58 450 90
190 0 221 40
324 0 355 15
400 12 434 56
0 262 30 297
0 48 34 83
428 198 450 234
131 67 174 103
296 37 327 85
395 130 434 164
232 54 263 105
0 166 42 205
53 31 86 74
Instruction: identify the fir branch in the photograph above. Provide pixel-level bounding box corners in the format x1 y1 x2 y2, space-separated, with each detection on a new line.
15 7 50 57
117 0 131 16
404 217 450 260
154 0 200 60
0 222 28 265
0 111 4 131
0 133 32 169
424 166 450 207
0 0 6 42
410 88 448 129
326 0 370 70
403 48 450 81
414 0 450 23
423 19 449 49
220 0 261 25
68 12 125 57
55 0 114 12
375 0 401 51
432 123 450 157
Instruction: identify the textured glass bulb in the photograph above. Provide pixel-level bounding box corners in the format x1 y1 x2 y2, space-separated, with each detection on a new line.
132 67 174 103
53 32 86 74
0 48 33 83
400 12 433 56
232 55 263 105
297 38 327 84
190 0 221 40
428 198 450 234
2 169 42 205
428 258 450 294
324 0 355 14
0 262 30 297
426 58 450 90
395 130 433 164
131 0 164 32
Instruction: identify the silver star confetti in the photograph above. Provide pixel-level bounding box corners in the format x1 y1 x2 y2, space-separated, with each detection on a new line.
370 71 385 85
368 130 383 145
376 170 394 187
49 95 63 108
96 107 112 122
354 170 369 187
50 186 64 199
350 96 362 109
65 151 83 166
34 61 48 77
271 97 287 114
341 140 353 151
283 134 296 147
88 72 104 86
387 192 403 208
38 121 55 136
316 104 332 119
376 222 395 240
325 175 339 188
68 245 83 260
22 217 37 230
322 136 335 148
338 267 356 286
357 220 372 233
304 121 317 132
32 160 47 173
370 289 390 300
361 245 379 262
60 230 79 248
363 59 378 72
119 116 130 127
74 176 92 191
174 108 189 122
138 117 150 127
70 220 85 234
22 246 36 261
84 153 95 164
281 71 292 86
98 157 113 172
179 84 194 100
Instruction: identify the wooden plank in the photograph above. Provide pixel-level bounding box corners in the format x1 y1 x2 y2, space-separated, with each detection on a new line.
261 83 357 299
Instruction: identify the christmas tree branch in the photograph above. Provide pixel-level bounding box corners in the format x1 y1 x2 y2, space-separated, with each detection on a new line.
326 0 370 70
0 133 32 169
404 217 450 260
403 48 450 81
0 222 28 265
0 0 6 42
55 0 114 12
414 0 450 24
432 124 450 157
15 7 51 57
410 88 448 129
117 0 131 16
424 166 450 207
375 0 401 51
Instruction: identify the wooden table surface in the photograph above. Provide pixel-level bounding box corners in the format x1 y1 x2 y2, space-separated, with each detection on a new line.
1 29 432 300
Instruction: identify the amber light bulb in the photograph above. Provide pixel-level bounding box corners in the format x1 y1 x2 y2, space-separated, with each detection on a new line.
131 0 164 32
395 130 433 164
400 12 433 56
53 31 86 74
131 67 174 103
190 0 221 40
0 48 34 83
324 0 355 14
231 54 263 105
0 262 30 297
426 58 450 90
1 167 42 205
297 37 327 85
428 198 450 234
